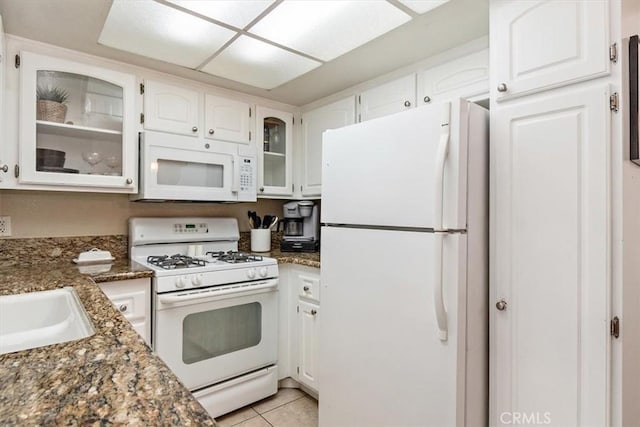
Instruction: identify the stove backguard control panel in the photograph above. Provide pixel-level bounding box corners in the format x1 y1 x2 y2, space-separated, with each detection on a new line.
174 223 208 234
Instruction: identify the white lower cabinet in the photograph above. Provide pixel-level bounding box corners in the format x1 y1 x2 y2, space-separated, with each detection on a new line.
279 264 320 394
98 278 151 345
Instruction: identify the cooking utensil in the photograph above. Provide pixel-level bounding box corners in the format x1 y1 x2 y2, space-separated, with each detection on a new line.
262 215 272 229
254 215 262 229
269 216 279 230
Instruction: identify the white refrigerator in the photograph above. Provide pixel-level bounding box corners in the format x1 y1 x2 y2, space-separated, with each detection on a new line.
319 100 489 427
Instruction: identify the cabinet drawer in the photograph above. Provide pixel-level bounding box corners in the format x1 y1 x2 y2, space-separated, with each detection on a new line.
298 274 320 302
109 290 146 321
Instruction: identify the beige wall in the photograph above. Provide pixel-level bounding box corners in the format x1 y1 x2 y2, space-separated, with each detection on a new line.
0 190 286 238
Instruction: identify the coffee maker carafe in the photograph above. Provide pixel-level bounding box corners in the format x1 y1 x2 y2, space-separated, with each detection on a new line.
280 201 320 252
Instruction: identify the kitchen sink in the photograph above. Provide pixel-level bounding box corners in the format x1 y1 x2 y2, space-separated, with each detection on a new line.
0 287 95 355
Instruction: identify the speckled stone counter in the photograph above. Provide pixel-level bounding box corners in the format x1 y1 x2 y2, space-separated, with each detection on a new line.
267 249 321 269
0 263 215 426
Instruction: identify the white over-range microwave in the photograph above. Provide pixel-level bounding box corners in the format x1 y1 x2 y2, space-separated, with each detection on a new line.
131 131 257 202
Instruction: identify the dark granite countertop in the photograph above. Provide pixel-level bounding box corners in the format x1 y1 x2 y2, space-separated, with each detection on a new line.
0 263 215 426
267 249 321 269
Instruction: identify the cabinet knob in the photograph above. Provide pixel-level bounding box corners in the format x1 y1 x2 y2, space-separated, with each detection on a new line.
497 83 508 93
311 309 317 316
259 187 264 192
404 100 411 107
125 178 133 185
192 126 198 132
208 129 214 135
0 164 8 173
423 96 431 103
303 286 310 291
119 304 128 313
496 299 508 311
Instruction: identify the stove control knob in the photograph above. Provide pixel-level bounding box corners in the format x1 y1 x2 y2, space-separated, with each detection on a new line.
247 268 256 279
259 267 268 278
176 276 186 289
191 275 202 286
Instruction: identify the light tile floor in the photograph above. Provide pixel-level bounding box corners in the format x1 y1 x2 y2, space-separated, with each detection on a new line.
216 388 318 427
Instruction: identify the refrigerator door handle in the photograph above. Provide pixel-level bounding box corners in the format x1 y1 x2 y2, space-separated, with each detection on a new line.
434 232 448 341
433 103 450 341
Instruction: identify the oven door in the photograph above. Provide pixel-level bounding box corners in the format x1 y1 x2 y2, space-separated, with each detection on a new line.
136 131 247 202
154 279 278 390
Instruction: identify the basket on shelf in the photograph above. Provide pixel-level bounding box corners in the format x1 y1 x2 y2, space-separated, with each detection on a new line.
36 86 69 123
37 100 67 123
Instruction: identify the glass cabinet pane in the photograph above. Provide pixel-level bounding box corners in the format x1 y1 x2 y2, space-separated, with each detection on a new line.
35 70 124 177
263 117 286 187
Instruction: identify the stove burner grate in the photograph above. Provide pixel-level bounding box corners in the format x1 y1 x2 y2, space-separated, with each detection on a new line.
147 254 207 270
206 250 263 264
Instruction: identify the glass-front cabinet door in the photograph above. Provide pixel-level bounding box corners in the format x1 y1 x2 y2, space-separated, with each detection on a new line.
18 51 137 192
256 106 293 197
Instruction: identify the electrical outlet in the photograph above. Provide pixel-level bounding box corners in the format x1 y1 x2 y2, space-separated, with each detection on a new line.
0 216 11 237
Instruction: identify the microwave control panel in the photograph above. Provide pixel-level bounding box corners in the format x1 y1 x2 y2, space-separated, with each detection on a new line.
238 157 256 201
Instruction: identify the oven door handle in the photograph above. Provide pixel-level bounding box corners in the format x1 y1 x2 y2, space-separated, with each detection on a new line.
158 279 278 304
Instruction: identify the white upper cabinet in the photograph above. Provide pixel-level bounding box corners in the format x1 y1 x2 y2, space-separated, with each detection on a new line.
301 96 356 197
256 106 293 197
18 51 137 192
491 84 610 426
143 80 200 136
417 49 489 105
491 0 610 101
204 94 251 144
359 74 416 122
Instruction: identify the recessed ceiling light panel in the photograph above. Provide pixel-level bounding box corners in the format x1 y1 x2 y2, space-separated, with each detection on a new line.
165 0 275 29
249 0 411 61
201 35 322 89
397 0 450 14
99 0 237 68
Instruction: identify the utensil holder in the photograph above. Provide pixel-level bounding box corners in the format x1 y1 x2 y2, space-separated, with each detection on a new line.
251 229 271 252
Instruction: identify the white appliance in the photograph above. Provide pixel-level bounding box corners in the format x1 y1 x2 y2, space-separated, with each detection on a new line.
131 131 257 202
129 217 278 418
319 100 489 426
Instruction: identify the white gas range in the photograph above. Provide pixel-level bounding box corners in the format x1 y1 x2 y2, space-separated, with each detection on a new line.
129 217 279 418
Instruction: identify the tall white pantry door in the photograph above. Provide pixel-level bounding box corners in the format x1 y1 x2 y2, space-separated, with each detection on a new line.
491 84 610 426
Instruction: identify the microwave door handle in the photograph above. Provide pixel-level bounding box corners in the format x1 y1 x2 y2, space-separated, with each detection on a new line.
231 157 240 193
433 102 451 342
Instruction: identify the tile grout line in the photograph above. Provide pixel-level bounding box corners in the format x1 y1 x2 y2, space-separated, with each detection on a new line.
254 394 308 416
259 414 274 427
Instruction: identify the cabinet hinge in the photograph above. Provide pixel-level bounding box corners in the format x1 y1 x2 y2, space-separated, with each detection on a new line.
297 305 299 313
139 83 145 94
14 54 20 68
297 366 300 374
609 43 618 63
358 114 361 123
358 95 361 105
610 92 619 112
14 165 19 178
611 316 620 338
293 117 295 125
249 131 252 141
292 184 294 193
140 113 145 124
249 107 252 118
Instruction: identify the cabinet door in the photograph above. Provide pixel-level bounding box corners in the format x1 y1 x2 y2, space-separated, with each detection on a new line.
256 106 293 196
359 74 416 122
204 94 251 144
301 96 355 197
418 49 489 106
298 299 319 392
18 51 137 192
491 85 610 426
143 80 200 136
491 0 609 101
98 278 151 345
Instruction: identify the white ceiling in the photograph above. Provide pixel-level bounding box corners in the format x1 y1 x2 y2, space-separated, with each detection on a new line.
0 0 488 106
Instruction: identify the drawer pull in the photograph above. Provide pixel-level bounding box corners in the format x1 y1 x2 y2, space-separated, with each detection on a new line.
311 309 317 316
119 304 128 313
303 286 310 291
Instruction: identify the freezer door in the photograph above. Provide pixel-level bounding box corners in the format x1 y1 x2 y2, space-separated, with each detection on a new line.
319 226 474 427
321 101 484 230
